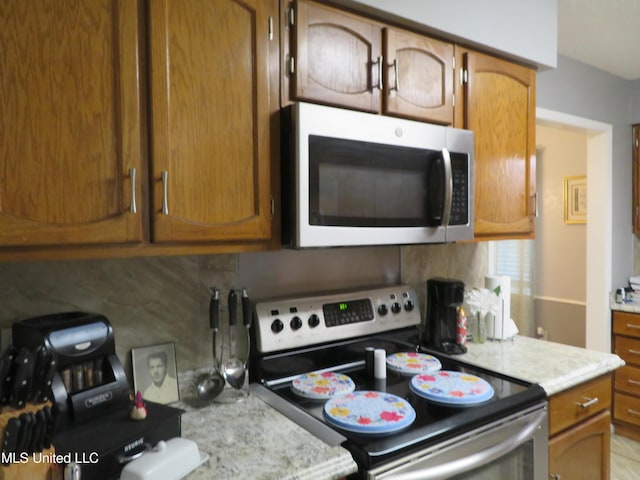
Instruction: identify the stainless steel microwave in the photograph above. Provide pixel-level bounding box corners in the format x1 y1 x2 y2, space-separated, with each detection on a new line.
282 102 474 248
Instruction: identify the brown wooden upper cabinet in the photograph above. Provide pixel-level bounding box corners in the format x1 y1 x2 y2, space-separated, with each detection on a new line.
455 48 537 239
0 0 144 247
148 0 277 243
633 125 640 235
286 0 454 125
0 0 278 251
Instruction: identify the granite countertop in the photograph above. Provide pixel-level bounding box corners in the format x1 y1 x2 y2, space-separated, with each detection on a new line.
455 335 624 396
170 332 624 479
610 297 640 314
176 380 357 480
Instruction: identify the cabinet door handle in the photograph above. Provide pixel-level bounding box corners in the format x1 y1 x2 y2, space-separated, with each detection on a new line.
626 323 640 330
532 192 539 217
129 168 137 214
576 397 599 409
391 58 399 92
375 55 383 91
161 171 169 215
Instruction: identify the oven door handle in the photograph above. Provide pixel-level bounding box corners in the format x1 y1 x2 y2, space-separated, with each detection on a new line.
381 409 546 480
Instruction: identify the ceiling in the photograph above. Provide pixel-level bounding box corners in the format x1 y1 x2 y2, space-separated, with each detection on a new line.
557 0 640 81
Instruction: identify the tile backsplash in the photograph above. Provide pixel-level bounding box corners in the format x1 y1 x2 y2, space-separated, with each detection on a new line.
0 243 487 383
0 255 238 378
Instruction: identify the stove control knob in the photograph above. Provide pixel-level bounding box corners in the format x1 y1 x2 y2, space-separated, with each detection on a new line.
271 319 284 334
308 314 320 328
290 316 303 331
404 300 415 312
391 302 402 314
377 304 389 316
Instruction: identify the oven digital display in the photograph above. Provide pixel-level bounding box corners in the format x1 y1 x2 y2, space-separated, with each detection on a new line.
323 299 374 327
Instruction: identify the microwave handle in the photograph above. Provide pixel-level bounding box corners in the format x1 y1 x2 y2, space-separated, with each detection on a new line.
441 148 453 226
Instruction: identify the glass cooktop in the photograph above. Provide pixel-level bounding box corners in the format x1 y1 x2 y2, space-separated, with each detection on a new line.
254 327 546 470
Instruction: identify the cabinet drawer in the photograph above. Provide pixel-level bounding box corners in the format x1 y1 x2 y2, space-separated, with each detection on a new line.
613 311 640 338
616 365 640 396
549 374 612 436
615 335 640 366
614 392 640 427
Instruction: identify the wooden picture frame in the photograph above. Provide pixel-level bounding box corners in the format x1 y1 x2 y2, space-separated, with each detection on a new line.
131 342 179 404
564 175 587 224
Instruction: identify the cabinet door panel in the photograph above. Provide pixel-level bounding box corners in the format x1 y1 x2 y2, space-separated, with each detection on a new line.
293 0 381 112
464 51 536 238
384 29 453 124
549 410 610 480
0 0 143 246
149 0 275 242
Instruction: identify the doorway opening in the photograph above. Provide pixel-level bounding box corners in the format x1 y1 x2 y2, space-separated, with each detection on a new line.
489 109 612 352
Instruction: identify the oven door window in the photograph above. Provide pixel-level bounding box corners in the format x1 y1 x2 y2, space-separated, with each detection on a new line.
308 135 445 227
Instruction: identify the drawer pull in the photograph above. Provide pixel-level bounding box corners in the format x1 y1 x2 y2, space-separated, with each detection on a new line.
627 348 640 355
626 323 640 330
628 378 640 386
576 397 599 409
627 408 640 417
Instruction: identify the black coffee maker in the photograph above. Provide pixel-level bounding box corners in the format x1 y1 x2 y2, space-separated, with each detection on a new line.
422 278 467 354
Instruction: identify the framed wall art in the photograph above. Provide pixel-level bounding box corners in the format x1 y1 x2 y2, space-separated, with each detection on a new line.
564 175 587 224
131 342 179 404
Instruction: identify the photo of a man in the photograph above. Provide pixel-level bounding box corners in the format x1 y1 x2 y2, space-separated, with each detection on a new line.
132 343 179 404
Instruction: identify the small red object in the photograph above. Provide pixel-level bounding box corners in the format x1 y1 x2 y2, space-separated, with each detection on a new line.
130 390 148 420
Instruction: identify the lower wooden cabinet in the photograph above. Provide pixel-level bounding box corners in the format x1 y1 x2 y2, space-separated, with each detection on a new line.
548 374 612 480
549 410 611 480
613 310 640 441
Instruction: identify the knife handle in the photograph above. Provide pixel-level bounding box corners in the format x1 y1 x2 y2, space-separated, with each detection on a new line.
16 412 31 455
42 406 53 449
1 417 21 464
34 409 46 453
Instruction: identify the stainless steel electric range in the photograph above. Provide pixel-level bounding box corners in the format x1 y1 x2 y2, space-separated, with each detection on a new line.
250 284 549 480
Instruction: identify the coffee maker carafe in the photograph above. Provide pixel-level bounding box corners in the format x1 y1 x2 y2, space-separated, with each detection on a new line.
422 278 466 354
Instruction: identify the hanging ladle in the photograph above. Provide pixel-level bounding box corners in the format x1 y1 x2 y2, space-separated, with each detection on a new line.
196 288 225 401
222 289 246 390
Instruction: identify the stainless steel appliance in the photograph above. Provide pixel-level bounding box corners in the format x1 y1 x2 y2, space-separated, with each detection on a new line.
250 285 548 480
282 103 474 248
423 278 467 355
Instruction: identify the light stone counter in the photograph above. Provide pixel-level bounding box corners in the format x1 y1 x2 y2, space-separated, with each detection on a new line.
610 296 640 314
454 335 624 396
177 383 357 480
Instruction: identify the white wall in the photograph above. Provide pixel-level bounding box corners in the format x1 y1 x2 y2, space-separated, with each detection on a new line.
340 0 557 69
535 124 587 346
536 125 587 302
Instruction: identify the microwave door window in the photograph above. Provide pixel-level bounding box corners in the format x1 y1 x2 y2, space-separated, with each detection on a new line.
308 136 433 227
